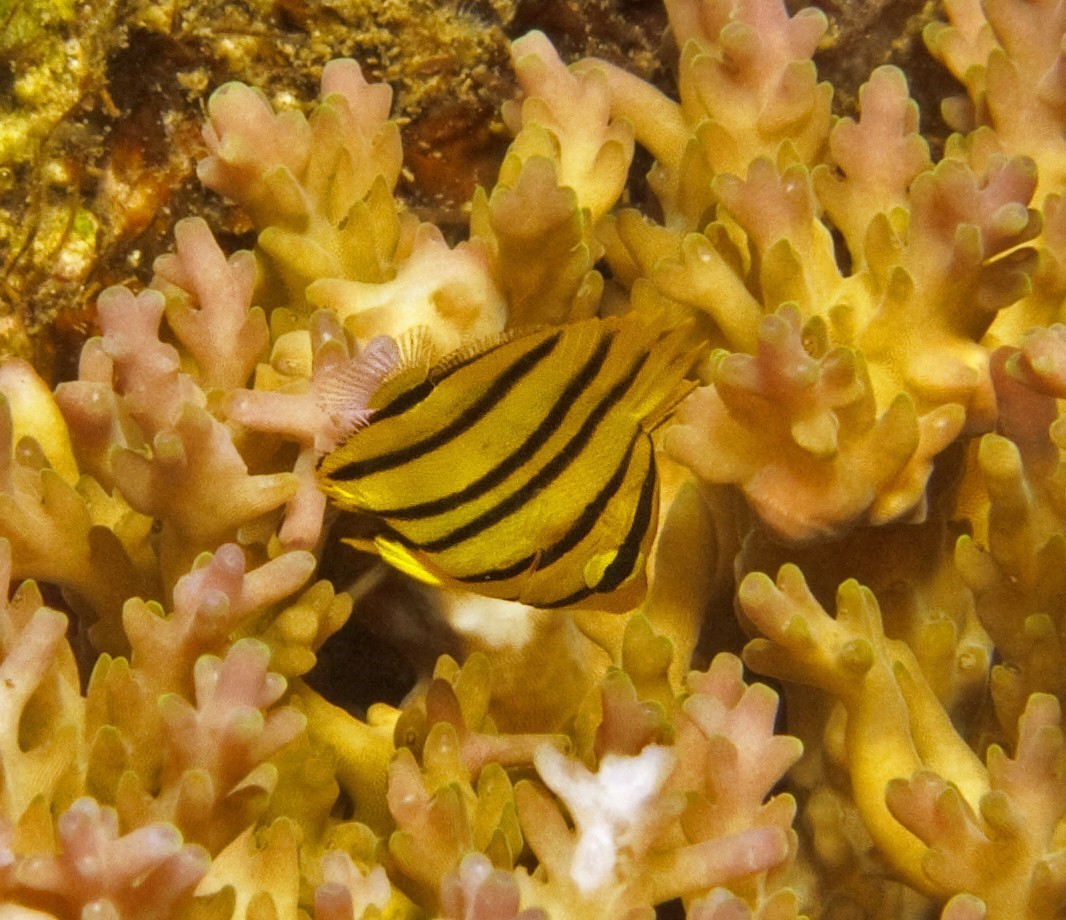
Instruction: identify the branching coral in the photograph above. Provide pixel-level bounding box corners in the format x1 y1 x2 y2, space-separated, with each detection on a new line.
0 532 318 918
11 797 211 920
588 17 1066 910
605 28 1038 538
510 652 798 919
8 0 1066 917
665 303 963 538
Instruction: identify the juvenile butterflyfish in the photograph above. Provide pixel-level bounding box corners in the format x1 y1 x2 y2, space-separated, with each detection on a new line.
317 314 699 612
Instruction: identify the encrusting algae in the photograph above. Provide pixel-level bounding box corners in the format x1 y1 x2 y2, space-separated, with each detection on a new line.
2 0 1066 918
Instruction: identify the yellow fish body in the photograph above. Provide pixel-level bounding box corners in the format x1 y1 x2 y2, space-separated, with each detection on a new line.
318 314 697 611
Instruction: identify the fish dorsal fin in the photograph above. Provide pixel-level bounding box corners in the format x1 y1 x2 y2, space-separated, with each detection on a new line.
367 325 436 410
317 327 436 441
429 326 541 382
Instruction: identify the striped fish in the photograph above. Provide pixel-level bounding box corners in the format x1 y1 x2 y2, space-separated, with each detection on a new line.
317 314 698 611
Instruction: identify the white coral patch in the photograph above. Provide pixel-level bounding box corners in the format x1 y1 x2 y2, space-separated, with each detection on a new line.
306 226 507 355
437 590 536 649
534 743 674 894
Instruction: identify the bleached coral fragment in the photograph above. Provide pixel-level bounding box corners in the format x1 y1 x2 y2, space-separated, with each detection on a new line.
517 748 788 917
533 743 673 894
480 648 800 916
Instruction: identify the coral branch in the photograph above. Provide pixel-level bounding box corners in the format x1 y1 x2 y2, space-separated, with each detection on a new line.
13 798 209 920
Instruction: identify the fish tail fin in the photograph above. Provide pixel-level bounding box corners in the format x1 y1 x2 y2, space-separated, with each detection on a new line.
619 316 706 431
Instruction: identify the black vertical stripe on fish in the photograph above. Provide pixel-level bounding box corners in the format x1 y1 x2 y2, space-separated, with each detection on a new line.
536 452 658 608
454 434 641 583
370 332 617 520
368 379 435 423
326 331 562 480
394 349 652 554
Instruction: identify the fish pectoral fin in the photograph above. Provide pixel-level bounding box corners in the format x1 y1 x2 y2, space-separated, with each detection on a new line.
372 535 443 586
